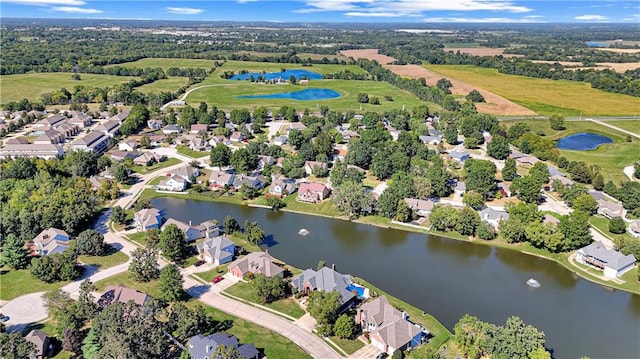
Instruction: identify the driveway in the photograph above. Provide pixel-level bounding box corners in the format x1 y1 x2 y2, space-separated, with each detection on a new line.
348 343 383 359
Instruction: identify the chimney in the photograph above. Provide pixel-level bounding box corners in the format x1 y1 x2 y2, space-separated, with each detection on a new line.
189 220 192 227
331 264 336 271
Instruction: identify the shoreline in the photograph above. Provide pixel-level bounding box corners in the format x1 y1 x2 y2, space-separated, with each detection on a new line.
145 189 640 296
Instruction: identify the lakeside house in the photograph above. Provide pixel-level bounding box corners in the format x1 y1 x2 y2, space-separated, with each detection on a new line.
195 235 235 265
575 241 636 278
98 285 151 307
228 251 284 279
170 166 200 183
209 170 236 188
479 207 509 229
157 175 187 192
356 296 426 355
29 228 70 256
404 198 436 218
162 218 208 242
268 177 297 197
291 266 356 310
187 333 260 359
297 182 330 203
134 208 165 231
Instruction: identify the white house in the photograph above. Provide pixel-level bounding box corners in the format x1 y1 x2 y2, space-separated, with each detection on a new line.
157 175 187 192
162 218 203 242
118 140 139 152
576 241 636 278
479 207 509 229
629 221 640 238
162 124 183 135
195 236 235 265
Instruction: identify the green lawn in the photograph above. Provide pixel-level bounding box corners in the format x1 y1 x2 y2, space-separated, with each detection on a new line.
177 145 209 158
106 58 216 71
328 336 365 355
193 264 229 283
601 120 640 135
224 281 305 319
0 268 70 301
126 231 149 246
78 249 129 269
130 157 181 174
0 73 138 104
94 271 162 298
277 194 341 217
148 176 164 185
135 77 190 94
422 64 640 116
589 215 636 244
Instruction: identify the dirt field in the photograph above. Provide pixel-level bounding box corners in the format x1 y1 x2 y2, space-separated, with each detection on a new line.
386 64 536 116
531 60 640 73
444 47 524 58
596 62 640 72
594 48 640 54
340 49 396 64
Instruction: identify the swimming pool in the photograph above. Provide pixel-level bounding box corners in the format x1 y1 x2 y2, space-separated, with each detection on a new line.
230 69 323 81
237 88 341 101
346 283 366 299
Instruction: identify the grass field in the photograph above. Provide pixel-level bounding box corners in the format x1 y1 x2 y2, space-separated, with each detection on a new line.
224 281 305 319
602 120 640 135
501 119 638 183
422 64 640 116
135 77 189 94
105 58 216 71
0 268 70 301
78 249 129 269
0 73 138 103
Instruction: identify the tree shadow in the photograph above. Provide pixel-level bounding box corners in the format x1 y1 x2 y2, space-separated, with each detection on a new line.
260 234 279 248
213 319 234 332
186 284 210 299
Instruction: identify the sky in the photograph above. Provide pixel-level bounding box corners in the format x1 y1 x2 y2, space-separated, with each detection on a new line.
0 0 639 23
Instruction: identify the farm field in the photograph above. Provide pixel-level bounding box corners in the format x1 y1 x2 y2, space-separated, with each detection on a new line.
501 119 638 184
422 64 640 117
0 72 137 103
105 57 215 70
214 60 367 76
135 76 189 93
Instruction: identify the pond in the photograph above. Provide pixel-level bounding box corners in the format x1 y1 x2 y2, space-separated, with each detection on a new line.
557 132 613 150
152 198 640 359
585 41 610 47
237 88 341 101
229 69 323 81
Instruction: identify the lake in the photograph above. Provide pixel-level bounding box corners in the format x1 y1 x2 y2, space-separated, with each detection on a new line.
229 69 323 81
585 41 610 48
557 132 613 150
152 198 640 358
237 88 341 101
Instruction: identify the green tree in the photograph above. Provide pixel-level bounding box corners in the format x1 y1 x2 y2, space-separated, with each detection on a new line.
572 194 598 214
75 229 106 256
512 175 542 203
140 135 152 149
529 162 550 186
525 221 565 252
464 159 497 198
1 234 30 270
549 114 565 130
444 126 458 145
466 89 485 103
558 211 592 251
477 221 497 240
487 135 510 160
210 143 231 168
500 218 527 243
0 333 37 359
43 289 82 336
377 172 416 218
159 224 188 262
251 274 286 304
394 199 413 223
333 314 357 339
114 163 129 184
456 207 481 236
592 173 604 191
427 157 452 197
463 191 485 210
31 252 80 283
506 202 542 224
128 248 160 282
168 303 216 342
230 109 251 125
609 217 626 234
502 158 517 181
62 328 83 354
229 148 258 174
243 221 265 244
224 215 240 234
159 265 185 302
332 180 374 219
307 290 341 337
111 206 127 225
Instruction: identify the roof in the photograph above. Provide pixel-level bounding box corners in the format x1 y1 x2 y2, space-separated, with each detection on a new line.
188 333 258 359
229 252 284 278
449 150 469 160
34 228 70 244
597 199 624 214
209 170 236 185
375 317 422 350
630 220 640 234
25 329 49 356
195 236 235 262
542 214 560 225
360 296 403 328
171 166 199 180
135 208 163 228
550 174 574 186
291 267 355 305
305 160 328 170
404 198 435 212
298 181 328 194
455 181 466 192
579 241 636 271
191 124 209 131
163 124 182 132
479 207 509 222
73 131 106 146
100 285 150 306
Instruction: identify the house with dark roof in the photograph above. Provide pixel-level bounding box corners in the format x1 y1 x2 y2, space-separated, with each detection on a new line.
98 285 151 307
134 208 165 231
25 329 53 359
576 241 636 278
29 228 70 256
356 296 426 355
195 236 235 265
228 251 284 279
187 333 260 359
291 266 356 309
448 150 470 163
403 198 436 218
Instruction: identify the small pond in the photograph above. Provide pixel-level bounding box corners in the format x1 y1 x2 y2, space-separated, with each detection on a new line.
557 132 613 150
585 41 610 47
229 69 323 81
237 88 341 101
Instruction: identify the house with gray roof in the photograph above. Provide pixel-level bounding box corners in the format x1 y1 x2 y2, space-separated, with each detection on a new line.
29 228 70 256
162 218 204 242
291 266 356 309
134 208 165 231
187 333 260 359
0 143 65 159
99 285 151 307
25 329 53 359
268 177 296 197
228 251 284 279
195 235 235 265
596 199 625 219
629 220 640 238
404 198 436 217
356 296 426 355
232 174 266 190
162 124 183 134
448 150 470 163
209 170 236 188
418 135 441 145
170 166 200 183
576 241 636 278
479 207 509 229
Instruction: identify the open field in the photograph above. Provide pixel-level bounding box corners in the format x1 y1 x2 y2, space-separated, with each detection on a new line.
224 282 306 319
0 73 137 103
105 58 215 70
388 64 535 116
340 49 396 64
501 119 638 184
531 60 640 73
444 47 524 58
214 60 367 76
135 76 189 93
423 64 640 116
594 48 640 54
602 120 640 134
0 268 70 300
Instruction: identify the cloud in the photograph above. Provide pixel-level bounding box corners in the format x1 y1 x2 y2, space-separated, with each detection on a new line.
51 6 102 13
166 7 204 15
574 14 609 21
237 0 258 3
422 16 542 23
2 0 86 5
297 0 532 16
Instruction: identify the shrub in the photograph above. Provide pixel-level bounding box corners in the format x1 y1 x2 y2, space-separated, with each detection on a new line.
609 217 626 234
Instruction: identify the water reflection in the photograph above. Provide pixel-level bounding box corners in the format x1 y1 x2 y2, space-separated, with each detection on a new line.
494 249 577 289
426 235 491 259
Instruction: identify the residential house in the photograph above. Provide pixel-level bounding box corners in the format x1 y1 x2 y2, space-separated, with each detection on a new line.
479 207 509 229
232 175 266 190
209 170 236 188
95 119 121 137
291 266 356 309
597 199 625 219
68 111 92 128
25 330 53 359
543 214 560 225
496 182 511 197
157 175 187 192
149 134 166 146
548 174 574 188
268 177 296 197
297 182 330 203
228 251 284 279
52 121 79 138
187 333 260 359
418 135 441 145
71 131 111 154
629 221 640 238
163 218 204 242
171 166 200 183
356 296 426 355
147 119 162 130
257 155 274 170
272 135 288 146
576 241 636 278
98 285 151 307
119 140 139 151
454 181 466 196
404 198 436 218
189 137 211 152
0 143 64 159
34 114 66 129
134 208 165 231
195 236 235 265
192 221 221 239
304 161 328 176
230 131 243 142
547 165 564 177
110 150 140 162
34 130 65 144
510 150 539 166
448 150 470 163
29 228 70 256
209 135 232 148
133 152 165 166
190 124 209 134
162 124 183 134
